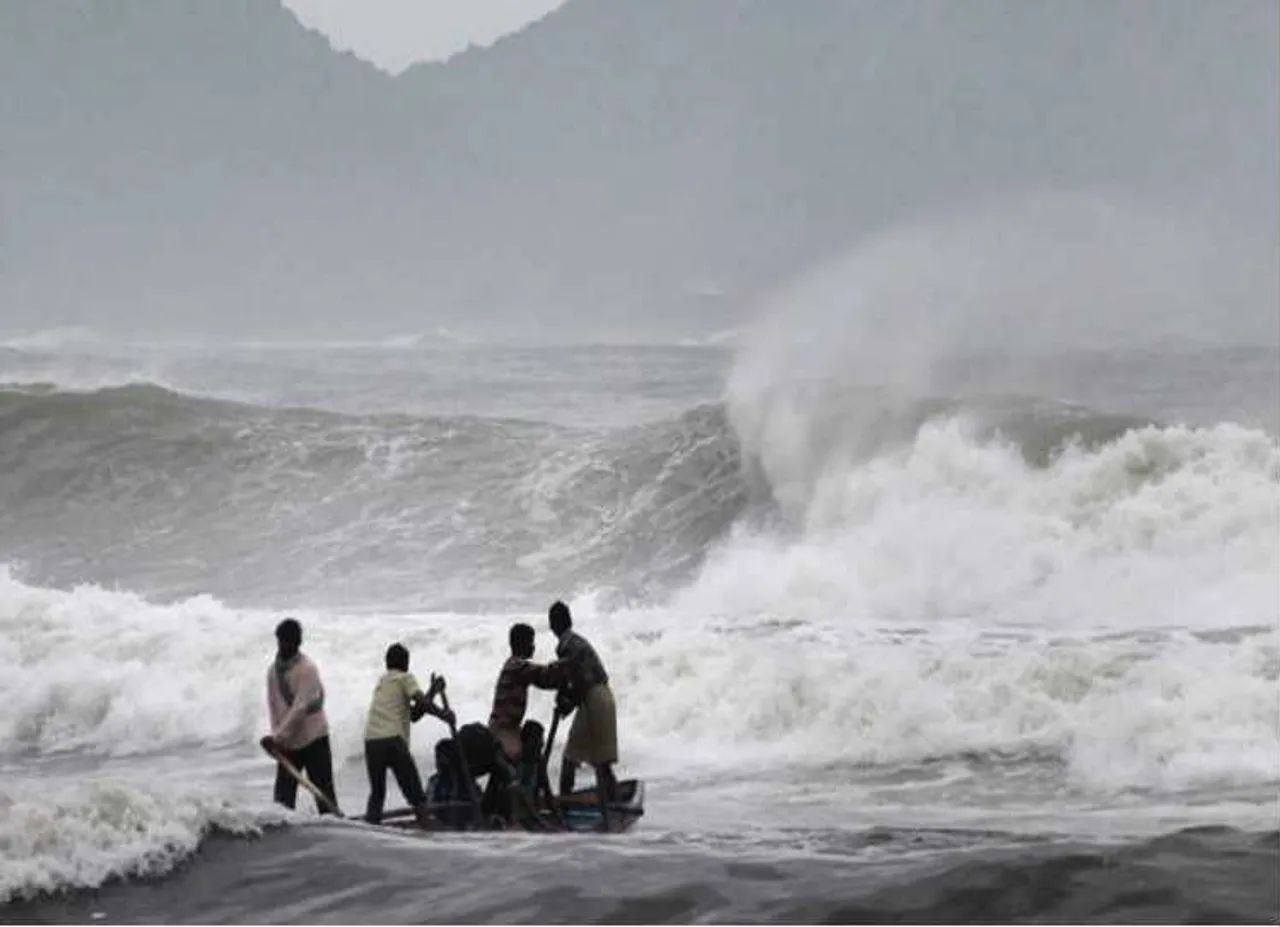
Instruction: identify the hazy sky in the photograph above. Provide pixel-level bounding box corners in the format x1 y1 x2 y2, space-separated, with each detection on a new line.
282 0 567 73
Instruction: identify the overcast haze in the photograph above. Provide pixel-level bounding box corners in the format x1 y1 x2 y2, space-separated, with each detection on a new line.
1 0 1276 343
1 10 1279 918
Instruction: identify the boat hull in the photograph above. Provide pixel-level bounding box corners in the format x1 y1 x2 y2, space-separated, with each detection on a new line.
379 779 645 834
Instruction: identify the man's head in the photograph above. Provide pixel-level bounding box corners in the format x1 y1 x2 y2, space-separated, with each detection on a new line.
509 622 535 659
385 642 410 672
548 600 572 636
275 618 302 659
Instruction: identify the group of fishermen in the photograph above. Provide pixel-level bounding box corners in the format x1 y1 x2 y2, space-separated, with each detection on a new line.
259 600 620 829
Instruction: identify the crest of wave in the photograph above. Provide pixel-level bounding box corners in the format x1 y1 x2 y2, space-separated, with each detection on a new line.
726 191 1279 522
0 778 284 903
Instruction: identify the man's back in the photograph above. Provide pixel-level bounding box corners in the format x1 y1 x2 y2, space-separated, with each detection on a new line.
490 656 561 730
556 631 609 691
266 652 329 750
364 669 422 744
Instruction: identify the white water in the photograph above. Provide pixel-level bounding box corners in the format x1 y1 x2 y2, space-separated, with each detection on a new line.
0 776 284 904
2 413 1277 900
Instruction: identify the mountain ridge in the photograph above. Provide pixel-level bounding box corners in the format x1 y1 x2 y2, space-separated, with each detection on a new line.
3 0 1276 339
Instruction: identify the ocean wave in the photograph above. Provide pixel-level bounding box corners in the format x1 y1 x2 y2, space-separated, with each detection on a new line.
0 327 103 351
2 560 1276 799
0 382 745 605
5 818 1275 922
5 373 1266 609
0 778 283 904
754 826 1280 925
0 518 1275 905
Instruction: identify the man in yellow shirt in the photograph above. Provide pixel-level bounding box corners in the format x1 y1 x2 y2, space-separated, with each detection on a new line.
363 642 452 825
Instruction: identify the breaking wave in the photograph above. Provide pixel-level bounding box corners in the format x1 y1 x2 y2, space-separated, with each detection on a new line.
2 346 1277 906
0 776 283 905
0 383 745 606
6 374 1264 609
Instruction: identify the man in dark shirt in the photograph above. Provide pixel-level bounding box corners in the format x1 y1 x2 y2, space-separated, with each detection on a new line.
488 622 564 762
549 600 619 809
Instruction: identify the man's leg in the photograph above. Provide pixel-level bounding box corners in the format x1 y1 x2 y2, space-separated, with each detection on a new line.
559 757 579 796
300 735 338 815
273 749 300 809
560 690 599 798
364 739 390 824
595 762 618 804
593 762 617 831
387 738 430 827
477 742 520 825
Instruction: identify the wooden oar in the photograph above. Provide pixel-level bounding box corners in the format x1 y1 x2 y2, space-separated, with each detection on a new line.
438 687 486 828
261 741 344 818
536 708 567 829
542 707 562 771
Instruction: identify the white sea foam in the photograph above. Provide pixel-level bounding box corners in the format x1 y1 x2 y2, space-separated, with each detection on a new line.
0 777 284 904
1 409 1277 899
2 417 1275 776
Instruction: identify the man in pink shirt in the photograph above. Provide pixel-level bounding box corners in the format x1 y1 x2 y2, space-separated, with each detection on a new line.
260 618 338 814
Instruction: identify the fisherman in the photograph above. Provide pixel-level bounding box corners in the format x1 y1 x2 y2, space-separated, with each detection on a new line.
261 618 338 814
427 721 517 825
362 642 453 826
488 622 564 762
548 600 619 810
425 736 471 827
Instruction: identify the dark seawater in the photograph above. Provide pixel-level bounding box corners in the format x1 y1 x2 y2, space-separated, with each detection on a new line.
6 825 1277 924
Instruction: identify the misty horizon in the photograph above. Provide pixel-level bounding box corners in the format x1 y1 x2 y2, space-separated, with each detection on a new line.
2 0 1277 347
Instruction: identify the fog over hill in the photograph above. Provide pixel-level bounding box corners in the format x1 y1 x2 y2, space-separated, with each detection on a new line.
2 0 1276 341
